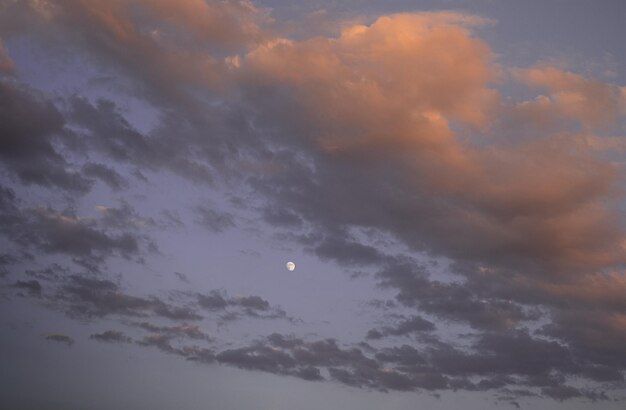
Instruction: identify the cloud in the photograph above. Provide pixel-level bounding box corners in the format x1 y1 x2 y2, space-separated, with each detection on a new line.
136 321 211 342
0 37 14 74
1 3 625 403
366 315 435 340
82 163 128 190
137 333 214 363
0 81 90 192
217 333 444 391
90 330 132 343
45 333 74 346
0 0 269 108
261 205 303 227
211 330 613 399
58 275 201 321
216 344 296 373
2 206 140 261
194 206 235 233
0 191 153 270
13 279 42 297
173 271 189 283
513 65 626 129
197 290 291 321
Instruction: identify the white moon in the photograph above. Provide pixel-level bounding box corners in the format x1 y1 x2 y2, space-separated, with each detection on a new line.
286 261 296 271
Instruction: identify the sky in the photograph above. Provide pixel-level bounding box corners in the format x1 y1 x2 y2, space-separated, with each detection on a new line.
1 1 626 409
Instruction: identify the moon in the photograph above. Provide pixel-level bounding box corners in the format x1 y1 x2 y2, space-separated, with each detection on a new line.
286 261 296 271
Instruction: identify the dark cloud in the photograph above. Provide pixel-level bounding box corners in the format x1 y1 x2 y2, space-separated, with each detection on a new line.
1 206 138 262
13 279 42 297
136 322 211 341
59 275 201 321
366 315 435 340
203 330 618 399
235 295 270 311
194 206 235 233
197 290 291 321
314 235 386 267
261 206 303 227
0 192 150 269
222 333 445 391
45 333 74 346
82 163 128 190
21 209 140 259
0 80 90 192
24 264 68 281
0 253 19 267
137 333 178 354
197 290 229 311
90 330 132 343
541 386 582 401
137 333 214 363
376 258 535 331
173 271 189 283
68 97 214 183
375 345 426 366
217 344 296 373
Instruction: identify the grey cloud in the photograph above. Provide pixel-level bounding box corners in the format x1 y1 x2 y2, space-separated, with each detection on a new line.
375 345 426 366
295 366 324 381
24 264 68 281
68 97 214 183
137 334 214 364
0 253 18 267
217 344 296 373
82 163 128 190
314 235 386 267
194 206 235 233
22 209 140 259
13 279 42 297
173 271 189 283
90 330 132 343
160 210 184 228
1 206 137 261
0 80 90 192
197 290 291 321
136 322 211 341
137 333 178 354
541 386 582 401
210 330 616 399
262 206 303 227
59 275 201 321
366 315 435 340
235 295 270 311
197 290 229 310
221 333 446 391
45 333 74 346
0 191 150 268
376 258 534 331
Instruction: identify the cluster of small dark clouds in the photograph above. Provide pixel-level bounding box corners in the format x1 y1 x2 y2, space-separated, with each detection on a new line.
7 271 291 326
1 0 626 405
64 328 613 402
0 184 147 270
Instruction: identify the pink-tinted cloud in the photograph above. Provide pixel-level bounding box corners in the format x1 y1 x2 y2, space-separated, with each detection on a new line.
513 66 626 129
0 37 13 74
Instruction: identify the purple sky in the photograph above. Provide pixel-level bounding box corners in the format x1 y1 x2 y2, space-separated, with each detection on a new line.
1 1 626 409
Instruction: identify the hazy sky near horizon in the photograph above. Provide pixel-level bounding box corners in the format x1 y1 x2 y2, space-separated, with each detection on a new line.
1 1 626 409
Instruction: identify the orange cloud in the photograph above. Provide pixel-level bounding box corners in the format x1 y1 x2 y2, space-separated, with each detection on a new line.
513 66 626 129
240 12 626 275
